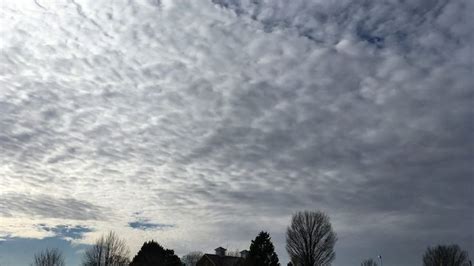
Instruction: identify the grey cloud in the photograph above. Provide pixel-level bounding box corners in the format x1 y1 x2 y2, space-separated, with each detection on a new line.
0 193 109 220
212 0 473 51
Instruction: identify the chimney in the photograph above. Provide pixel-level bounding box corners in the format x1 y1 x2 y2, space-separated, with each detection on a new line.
240 250 249 259
215 247 226 257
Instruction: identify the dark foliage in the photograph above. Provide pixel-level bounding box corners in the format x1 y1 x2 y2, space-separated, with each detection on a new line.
423 245 470 266
246 231 279 266
130 240 182 266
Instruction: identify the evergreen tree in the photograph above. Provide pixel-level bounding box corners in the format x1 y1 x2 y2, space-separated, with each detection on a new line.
248 231 280 266
130 240 181 266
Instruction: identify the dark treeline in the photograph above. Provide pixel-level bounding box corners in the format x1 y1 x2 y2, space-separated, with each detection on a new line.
30 210 471 266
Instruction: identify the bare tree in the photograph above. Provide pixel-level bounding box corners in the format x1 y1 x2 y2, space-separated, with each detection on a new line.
82 231 130 266
423 245 470 266
227 249 242 257
182 251 203 266
286 210 337 266
361 258 378 266
32 248 65 266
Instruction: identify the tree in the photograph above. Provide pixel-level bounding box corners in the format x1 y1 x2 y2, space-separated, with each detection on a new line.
32 248 65 266
82 231 130 266
182 251 203 266
247 231 280 266
361 258 378 266
286 211 337 266
227 249 242 257
130 240 181 266
423 245 470 266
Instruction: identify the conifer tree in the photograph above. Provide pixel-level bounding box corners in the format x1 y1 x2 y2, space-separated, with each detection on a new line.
130 240 181 266
248 231 280 266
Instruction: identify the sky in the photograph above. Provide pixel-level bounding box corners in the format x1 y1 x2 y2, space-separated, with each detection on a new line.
0 0 473 265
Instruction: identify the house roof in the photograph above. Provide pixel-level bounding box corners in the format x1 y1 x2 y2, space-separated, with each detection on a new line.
201 254 244 266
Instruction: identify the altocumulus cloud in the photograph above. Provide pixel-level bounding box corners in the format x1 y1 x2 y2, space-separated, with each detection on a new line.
0 193 108 220
0 0 473 265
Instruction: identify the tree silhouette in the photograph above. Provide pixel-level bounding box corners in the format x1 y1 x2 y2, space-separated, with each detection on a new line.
227 249 242 257
130 240 181 266
182 251 203 266
82 231 130 266
32 248 65 266
247 231 280 266
361 258 378 266
423 245 470 266
286 211 337 266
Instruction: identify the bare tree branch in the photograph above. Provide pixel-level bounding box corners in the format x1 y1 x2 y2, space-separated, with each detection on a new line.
182 251 203 266
32 248 65 266
361 258 378 266
82 231 130 266
286 211 337 266
423 245 470 266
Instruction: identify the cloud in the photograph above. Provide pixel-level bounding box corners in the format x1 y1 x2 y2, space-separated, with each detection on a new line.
0 0 472 265
0 193 109 221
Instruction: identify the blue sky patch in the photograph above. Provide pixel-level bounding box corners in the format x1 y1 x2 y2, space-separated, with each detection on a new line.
0 236 89 266
37 224 93 239
128 221 174 230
